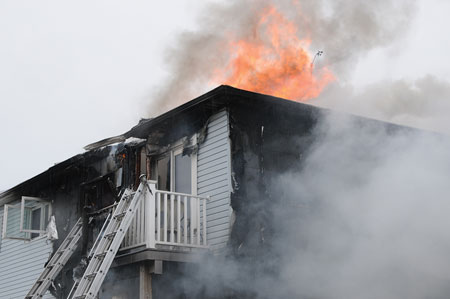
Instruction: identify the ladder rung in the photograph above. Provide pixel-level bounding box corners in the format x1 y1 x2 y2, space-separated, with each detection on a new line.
104 232 117 238
85 272 98 279
37 278 52 284
94 252 107 259
113 212 126 219
68 186 145 299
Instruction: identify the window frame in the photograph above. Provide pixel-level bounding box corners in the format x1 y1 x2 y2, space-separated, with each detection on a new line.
153 135 197 195
2 196 52 241
20 196 51 235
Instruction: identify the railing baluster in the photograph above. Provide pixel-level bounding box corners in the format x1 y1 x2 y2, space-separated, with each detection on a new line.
147 182 156 248
156 192 161 242
203 198 207 246
177 195 181 244
119 187 210 249
141 199 145 243
170 194 174 243
164 193 168 242
136 201 141 244
197 198 201 245
184 196 187 245
190 196 194 245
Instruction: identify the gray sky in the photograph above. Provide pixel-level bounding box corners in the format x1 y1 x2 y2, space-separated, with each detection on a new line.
1 0 449 191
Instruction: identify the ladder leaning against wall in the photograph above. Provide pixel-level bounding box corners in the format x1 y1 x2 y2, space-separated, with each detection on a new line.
25 176 150 299
68 176 149 299
25 218 83 299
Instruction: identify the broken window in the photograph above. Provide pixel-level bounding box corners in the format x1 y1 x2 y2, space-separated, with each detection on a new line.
2 196 51 240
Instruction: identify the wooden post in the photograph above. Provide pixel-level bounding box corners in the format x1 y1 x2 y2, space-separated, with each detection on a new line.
139 263 152 299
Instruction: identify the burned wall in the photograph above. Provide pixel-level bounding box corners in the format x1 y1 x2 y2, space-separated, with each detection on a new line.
8 144 136 298
227 99 321 281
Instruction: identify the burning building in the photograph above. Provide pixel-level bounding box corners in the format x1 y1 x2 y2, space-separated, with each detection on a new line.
0 85 442 299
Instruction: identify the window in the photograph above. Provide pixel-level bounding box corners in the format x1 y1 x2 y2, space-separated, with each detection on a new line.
2 196 51 240
151 137 198 234
152 138 197 194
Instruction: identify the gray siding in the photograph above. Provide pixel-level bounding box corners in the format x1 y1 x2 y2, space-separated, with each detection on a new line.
0 205 55 299
197 110 232 251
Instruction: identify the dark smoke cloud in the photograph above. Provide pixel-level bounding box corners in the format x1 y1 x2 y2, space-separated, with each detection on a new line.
148 0 417 115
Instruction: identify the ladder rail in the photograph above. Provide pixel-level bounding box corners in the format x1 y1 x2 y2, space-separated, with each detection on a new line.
88 213 111 260
72 190 132 297
72 180 148 299
68 212 113 299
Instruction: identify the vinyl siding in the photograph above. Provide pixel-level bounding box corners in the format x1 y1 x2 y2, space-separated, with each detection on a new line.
0 205 55 299
197 110 232 252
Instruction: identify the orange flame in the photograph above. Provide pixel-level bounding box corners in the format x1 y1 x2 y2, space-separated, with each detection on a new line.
213 6 335 101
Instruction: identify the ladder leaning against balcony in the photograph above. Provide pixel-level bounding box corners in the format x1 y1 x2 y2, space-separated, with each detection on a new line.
69 176 151 299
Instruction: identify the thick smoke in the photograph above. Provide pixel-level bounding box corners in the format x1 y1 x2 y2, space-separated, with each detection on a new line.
173 114 450 299
149 0 417 114
144 1 450 298
316 75 450 135
269 115 450 299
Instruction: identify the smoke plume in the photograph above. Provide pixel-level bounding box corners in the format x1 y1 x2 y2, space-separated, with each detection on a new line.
269 115 450 299
149 0 417 114
145 1 450 298
173 114 450 299
315 75 450 135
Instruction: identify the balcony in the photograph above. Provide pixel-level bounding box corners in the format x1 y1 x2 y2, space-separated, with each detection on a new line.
119 181 209 254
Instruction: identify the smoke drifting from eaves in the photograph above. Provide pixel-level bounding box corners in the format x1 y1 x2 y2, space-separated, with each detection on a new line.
315 75 450 135
148 0 417 115
172 114 450 299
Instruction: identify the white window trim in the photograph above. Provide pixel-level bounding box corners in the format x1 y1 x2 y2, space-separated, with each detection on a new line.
20 196 51 234
2 196 52 241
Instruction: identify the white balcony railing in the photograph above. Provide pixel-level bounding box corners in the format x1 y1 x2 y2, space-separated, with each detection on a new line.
121 181 209 251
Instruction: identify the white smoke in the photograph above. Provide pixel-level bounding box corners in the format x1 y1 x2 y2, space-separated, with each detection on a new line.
271 115 450 299
315 75 450 135
175 114 450 299
147 2 450 297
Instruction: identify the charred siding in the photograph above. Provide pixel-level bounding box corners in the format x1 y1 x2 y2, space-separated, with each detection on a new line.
228 101 320 257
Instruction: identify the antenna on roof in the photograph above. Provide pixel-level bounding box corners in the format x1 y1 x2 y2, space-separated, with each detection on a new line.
311 50 324 69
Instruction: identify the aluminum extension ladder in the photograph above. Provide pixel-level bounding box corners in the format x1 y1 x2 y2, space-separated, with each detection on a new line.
69 180 148 299
25 218 83 299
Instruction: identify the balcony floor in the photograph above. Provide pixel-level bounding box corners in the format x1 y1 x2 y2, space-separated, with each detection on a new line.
112 245 209 268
